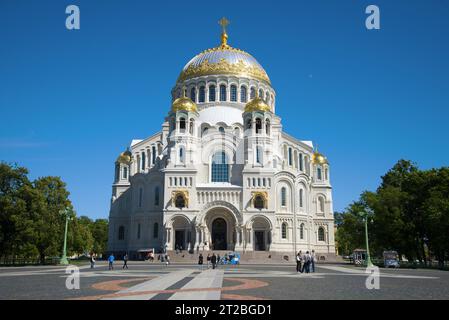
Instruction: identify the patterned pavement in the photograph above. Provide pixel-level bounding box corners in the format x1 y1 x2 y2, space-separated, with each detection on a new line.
0 262 447 300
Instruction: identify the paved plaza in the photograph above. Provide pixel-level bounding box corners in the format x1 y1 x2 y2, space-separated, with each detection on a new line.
0 262 448 300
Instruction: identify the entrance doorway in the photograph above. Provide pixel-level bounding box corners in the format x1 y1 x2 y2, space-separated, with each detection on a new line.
212 218 227 250
254 231 266 251
175 230 185 250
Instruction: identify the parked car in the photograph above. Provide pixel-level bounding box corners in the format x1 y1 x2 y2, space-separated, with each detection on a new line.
383 251 400 268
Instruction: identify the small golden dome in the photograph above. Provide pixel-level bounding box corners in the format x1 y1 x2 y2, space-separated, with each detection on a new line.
312 151 328 165
116 150 132 164
171 96 197 113
244 96 271 113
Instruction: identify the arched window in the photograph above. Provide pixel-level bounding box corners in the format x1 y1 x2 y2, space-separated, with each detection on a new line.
141 152 146 170
300 223 305 240
230 85 237 102
234 127 240 138
209 85 216 102
179 117 186 132
259 88 263 98
211 151 229 182
318 196 325 213
219 127 225 134
299 189 304 208
281 187 287 207
153 223 159 239
122 166 128 180
190 87 196 102
246 118 252 129
281 222 287 239
202 127 209 137
254 195 264 209
118 226 125 240
250 87 256 99
137 223 141 239
288 148 293 166
175 194 186 208
199 86 205 102
265 119 270 135
240 86 247 103
115 165 120 181
152 146 156 165
317 167 322 180
256 146 262 164
318 227 325 242
220 84 227 101
154 187 160 206
255 118 262 134
179 147 184 163
299 153 304 171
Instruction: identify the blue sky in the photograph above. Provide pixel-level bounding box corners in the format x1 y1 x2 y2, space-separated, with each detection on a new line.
1 0 448 219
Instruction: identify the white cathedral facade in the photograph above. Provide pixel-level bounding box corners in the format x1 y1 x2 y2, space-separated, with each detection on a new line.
107 22 336 260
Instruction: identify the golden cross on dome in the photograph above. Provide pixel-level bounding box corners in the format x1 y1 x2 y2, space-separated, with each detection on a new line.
218 17 230 47
218 17 230 33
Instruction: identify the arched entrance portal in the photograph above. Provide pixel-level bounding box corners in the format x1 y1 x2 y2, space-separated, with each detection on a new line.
212 218 227 250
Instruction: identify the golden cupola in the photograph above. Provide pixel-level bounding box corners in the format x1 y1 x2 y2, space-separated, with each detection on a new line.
177 18 271 85
116 150 132 164
244 94 271 113
312 150 329 165
171 92 198 113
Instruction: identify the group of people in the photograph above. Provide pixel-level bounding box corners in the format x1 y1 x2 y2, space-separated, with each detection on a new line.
295 250 317 273
197 253 221 270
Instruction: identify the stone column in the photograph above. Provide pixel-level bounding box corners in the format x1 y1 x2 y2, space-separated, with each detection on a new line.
235 226 243 251
164 228 170 252
194 227 200 249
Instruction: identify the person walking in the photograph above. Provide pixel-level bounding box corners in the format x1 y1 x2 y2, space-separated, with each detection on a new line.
165 254 170 266
217 254 221 268
304 251 311 273
123 253 129 269
108 253 115 270
90 253 96 269
198 253 204 271
296 251 303 273
206 254 211 269
311 250 316 273
211 253 217 270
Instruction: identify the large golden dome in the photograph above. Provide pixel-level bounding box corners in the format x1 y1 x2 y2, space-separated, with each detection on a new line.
171 96 198 113
177 20 270 84
244 96 271 113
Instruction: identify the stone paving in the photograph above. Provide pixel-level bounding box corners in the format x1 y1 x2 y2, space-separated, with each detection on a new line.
0 262 448 300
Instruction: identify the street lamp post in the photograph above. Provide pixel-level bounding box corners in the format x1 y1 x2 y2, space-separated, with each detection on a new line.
59 208 70 265
360 210 374 267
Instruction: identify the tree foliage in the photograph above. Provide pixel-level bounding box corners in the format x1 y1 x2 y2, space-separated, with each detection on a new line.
0 163 109 263
336 160 449 266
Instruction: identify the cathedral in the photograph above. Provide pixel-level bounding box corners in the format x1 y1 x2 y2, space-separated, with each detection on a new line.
107 19 336 260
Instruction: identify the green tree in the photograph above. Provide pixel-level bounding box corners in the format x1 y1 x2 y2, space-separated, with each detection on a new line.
335 201 365 255
32 176 72 264
91 219 109 255
0 163 31 260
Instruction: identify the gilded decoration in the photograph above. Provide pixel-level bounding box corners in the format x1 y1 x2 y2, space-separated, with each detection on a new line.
116 150 132 164
172 190 189 208
178 57 271 84
312 151 328 165
251 191 268 209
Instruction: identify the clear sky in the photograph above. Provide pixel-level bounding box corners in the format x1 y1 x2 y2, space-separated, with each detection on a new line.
1 0 448 219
